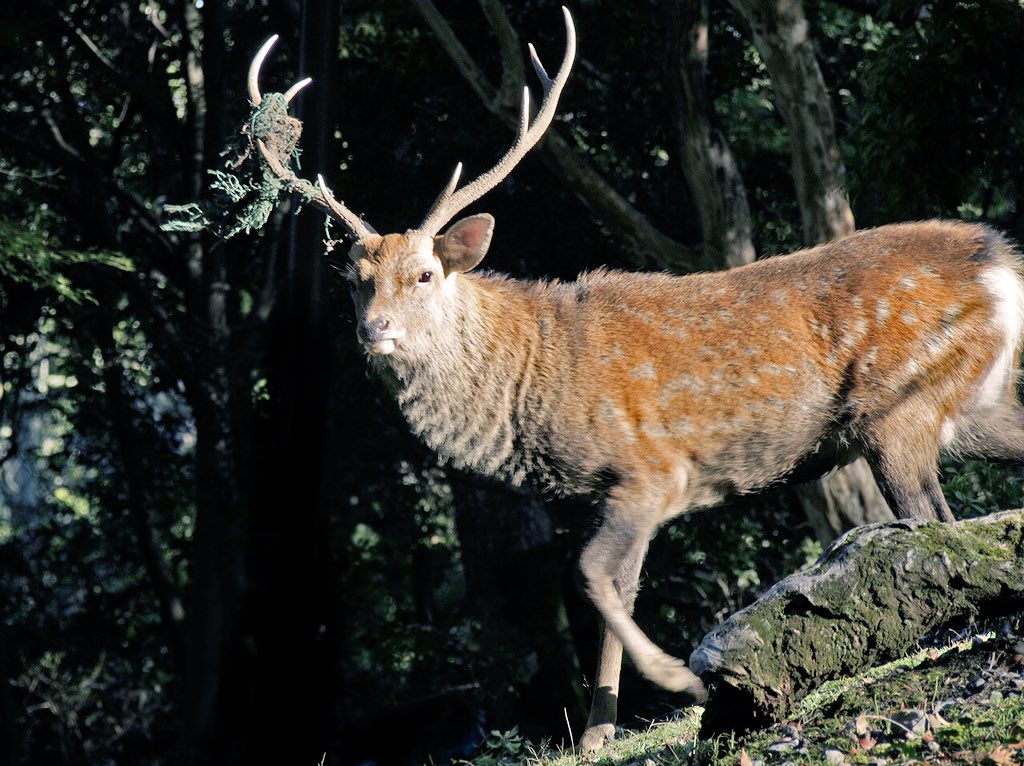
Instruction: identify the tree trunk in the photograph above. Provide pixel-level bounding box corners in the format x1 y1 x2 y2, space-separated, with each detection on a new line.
173 2 256 762
728 0 855 245
97 318 187 662
796 460 895 544
691 510 1024 734
241 0 339 762
729 0 893 535
668 0 756 271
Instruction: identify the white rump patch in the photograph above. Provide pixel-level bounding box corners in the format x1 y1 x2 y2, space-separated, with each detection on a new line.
976 265 1024 406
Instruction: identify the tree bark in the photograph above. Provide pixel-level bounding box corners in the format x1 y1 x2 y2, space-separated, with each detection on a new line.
175 6 252 766
668 0 756 271
243 0 339 760
97 320 187 662
691 510 1024 734
796 460 896 545
728 0 855 245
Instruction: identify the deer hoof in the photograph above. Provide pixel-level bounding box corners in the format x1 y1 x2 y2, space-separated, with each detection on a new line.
642 654 707 698
579 723 615 753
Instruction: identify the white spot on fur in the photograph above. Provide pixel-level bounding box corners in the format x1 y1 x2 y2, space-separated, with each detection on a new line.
630 362 657 380
876 300 891 323
670 418 695 435
598 396 637 442
640 421 671 438
858 346 880 376
924 333 947 358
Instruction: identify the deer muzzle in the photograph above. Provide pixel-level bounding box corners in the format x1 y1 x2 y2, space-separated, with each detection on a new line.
358 316 404 355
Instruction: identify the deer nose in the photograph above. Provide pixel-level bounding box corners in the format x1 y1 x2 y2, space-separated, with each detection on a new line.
359 316 390 344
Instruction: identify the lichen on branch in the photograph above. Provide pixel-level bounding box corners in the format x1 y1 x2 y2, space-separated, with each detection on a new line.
161 92 306 239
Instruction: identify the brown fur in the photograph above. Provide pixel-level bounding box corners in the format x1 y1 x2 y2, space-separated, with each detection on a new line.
348 218 1024 751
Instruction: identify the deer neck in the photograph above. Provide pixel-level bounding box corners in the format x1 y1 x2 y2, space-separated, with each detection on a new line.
371 274 532 482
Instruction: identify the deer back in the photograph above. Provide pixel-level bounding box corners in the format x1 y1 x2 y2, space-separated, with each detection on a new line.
352 220 1022 509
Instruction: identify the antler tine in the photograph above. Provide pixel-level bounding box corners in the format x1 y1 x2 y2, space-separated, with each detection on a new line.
283 77 313 103
528 43 552 89
416 6 576 237
248 35 279 106
254 137 377 241
517 86 531 138
317 175 378 240
425 162 464 225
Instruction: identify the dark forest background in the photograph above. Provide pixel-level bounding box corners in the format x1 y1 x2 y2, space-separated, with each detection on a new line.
2 1 1024 765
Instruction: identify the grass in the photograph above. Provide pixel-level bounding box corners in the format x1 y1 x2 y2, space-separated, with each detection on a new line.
462 616 1024 766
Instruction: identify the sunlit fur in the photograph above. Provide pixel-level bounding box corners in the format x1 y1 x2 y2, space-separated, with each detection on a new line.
348 218 1024 748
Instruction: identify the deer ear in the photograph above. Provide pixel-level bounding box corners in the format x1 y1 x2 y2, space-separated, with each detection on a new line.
348 241 368 264
435 214 495 274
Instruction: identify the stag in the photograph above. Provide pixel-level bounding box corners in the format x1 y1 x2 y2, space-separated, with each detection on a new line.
246 9 1024 752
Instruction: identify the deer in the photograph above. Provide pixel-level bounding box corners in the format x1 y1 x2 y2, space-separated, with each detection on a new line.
245 8 1024 753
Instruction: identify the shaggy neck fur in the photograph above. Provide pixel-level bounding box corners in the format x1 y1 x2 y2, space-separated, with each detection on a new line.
372 273 557 487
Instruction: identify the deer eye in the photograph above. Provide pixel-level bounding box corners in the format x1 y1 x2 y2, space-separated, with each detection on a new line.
418 271 433 284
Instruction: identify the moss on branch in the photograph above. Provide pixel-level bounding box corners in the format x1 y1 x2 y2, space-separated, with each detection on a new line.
691 510 1024 735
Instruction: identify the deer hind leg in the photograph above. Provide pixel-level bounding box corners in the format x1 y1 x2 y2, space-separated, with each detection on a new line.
947 398 1024 465
579 541 648 752
863 420 954 522
578 488 705 702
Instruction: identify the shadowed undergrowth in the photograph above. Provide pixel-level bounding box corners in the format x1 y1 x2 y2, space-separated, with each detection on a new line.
462 615 1024 766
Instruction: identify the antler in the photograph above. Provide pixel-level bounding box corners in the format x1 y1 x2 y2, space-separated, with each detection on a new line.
247 35 377 241
415 6 577 237
248 35 313 107
246 7 573 244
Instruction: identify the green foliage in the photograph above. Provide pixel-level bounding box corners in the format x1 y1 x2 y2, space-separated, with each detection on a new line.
0 219 134 307
847 1 1024 227
162 94 306 239
471 727 532 766
1 310 191 763
942 460 1024 519
336 458 471 707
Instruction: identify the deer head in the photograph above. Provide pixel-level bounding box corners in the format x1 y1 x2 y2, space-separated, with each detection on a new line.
248 9 576 357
